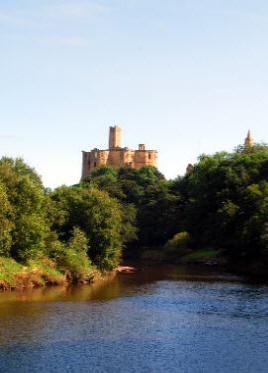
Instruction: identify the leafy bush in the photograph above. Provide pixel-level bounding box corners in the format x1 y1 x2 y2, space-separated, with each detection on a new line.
164 232 191 257
59 228 92 282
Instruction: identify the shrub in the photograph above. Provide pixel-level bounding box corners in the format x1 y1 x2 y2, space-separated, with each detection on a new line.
61 228 92 282
48 228 93 282
164 232 191 257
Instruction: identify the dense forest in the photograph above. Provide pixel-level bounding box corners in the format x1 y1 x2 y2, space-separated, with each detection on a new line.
0 142 267 287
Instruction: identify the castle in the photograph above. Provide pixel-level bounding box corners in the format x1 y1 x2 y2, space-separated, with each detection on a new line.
81 126 158 180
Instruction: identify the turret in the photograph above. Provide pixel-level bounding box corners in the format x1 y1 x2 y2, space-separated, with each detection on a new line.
245 130 253 147
109 126 121 148
139 144 145 150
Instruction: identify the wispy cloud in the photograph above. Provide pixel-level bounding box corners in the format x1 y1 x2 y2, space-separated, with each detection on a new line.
51 36 89 47
0 135 17 139
46 2 109 20
0 1 109 47
0 1 109 28
0 12 14 24
0 11 35 27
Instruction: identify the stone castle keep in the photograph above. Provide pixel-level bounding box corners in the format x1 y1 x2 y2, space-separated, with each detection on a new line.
81 126 158 180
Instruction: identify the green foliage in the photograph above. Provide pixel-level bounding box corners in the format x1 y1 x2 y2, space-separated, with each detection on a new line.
137 181 181 246
165 232 191 250
0 257 23 286
0 158 136 279
86 165 180 249
180 250 219 260
164 232 191 257
175 144 268 261
56 228 92 282
50 185 124 269
234 142 268 154
0 157 49 260
90 164 119 178
120 203 138 245
1 144 267 277
0 182 13 256
26 257 65 285
84 165 125 200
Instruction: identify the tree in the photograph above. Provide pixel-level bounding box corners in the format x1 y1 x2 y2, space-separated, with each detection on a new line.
137 181 181 246
175 144 268 261
0 181 13 256
50 185 125 269
0 157 49 260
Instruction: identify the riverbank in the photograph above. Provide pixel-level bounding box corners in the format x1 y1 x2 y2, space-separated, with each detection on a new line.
0 256 138 291
141 247 225 265
1 250 267 292
139 247 268 280
0 256 98 291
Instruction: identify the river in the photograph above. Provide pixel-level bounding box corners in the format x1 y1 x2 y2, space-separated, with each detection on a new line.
0 265 267 373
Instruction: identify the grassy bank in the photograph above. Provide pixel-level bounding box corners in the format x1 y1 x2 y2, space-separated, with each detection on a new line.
141 247 223 265
0 256 97 291
140 247 268 280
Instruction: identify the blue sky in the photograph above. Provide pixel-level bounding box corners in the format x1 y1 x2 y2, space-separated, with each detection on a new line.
1 0 268 188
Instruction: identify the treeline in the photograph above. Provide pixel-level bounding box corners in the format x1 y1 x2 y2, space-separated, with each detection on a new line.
0 142 268 283
0 158 135 285
83 143 268 270
172 144 268 264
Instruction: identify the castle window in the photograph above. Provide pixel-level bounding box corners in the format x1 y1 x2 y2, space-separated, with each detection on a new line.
94 161 97 167
88 160 91 167
148 154 151 159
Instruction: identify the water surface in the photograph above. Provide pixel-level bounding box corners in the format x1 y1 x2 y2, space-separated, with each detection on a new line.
0 265 267 372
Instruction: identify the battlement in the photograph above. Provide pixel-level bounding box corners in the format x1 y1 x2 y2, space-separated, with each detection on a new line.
81 126 157 180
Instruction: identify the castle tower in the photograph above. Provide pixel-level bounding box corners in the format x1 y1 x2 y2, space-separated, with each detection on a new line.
245 130 253 147
109 126 121 148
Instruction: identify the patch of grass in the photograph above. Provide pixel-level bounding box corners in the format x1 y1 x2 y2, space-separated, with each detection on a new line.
181 250 220 261
58 249 94 283
0 255 96 291
27 257 66 285
0 256 66 290
0 257 23 289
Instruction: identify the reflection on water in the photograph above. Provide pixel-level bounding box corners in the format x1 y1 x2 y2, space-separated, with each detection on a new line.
0 265 267 373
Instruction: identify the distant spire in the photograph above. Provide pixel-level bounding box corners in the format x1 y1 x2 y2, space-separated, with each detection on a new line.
245 130 253 147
